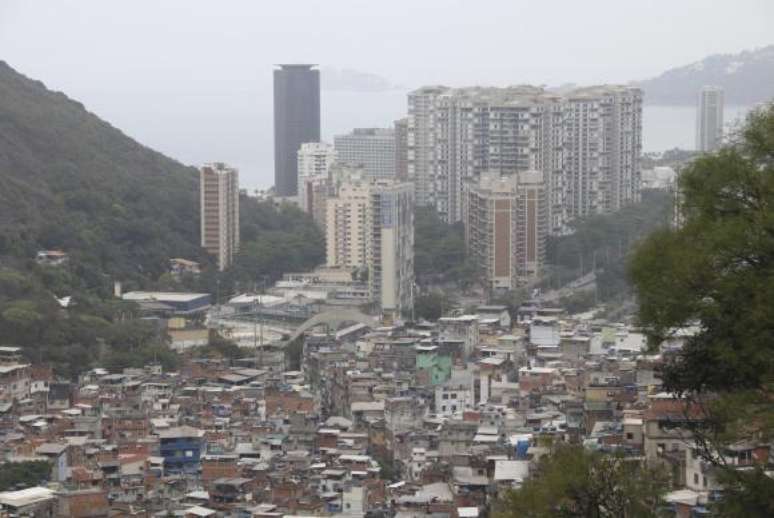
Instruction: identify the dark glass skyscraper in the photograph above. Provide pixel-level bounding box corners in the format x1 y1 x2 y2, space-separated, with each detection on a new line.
273 64 320 196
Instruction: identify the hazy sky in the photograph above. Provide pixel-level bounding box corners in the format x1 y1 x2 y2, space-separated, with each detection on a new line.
1 0 772 188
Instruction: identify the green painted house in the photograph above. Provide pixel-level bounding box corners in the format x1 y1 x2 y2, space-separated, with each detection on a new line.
415 345 453 386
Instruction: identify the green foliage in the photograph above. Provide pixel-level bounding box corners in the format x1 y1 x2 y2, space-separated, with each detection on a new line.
0 61 203 284
372 449 403 482
631 104 774 392
103 343 178 373
179 197 325 299
414 207 476 288
490 288 530 319
100 199 321 320
641 148 699 170
192 330 245 361
495 445 668 518
713 466 774 517
414 291 455 321
0 63 325 379
0 270 34 298
0 267 176 377
233 197 325 284
0 461 51 491
629 103 774 514
284 335 304 371
557 290 597 315
99 319 178 372
544 189 672 302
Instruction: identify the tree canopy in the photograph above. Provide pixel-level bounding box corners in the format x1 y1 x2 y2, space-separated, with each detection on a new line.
414 207 477 289
0 267 177 378
413 291 456 321
495 445 668 518
0 461 51 491
630 103 774 514
545 189 673 302
0 62 327 379
0 60 203 285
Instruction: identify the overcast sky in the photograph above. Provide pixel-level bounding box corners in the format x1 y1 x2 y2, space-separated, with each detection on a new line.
1 0 772 188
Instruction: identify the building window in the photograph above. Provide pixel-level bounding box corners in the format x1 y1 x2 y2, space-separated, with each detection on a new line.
694 473 699 485
626 433 633 440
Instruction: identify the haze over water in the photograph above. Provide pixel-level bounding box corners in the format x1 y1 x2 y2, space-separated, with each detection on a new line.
1 0 769 190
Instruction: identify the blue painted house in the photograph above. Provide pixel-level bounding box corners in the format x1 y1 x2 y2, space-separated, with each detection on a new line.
159 425 205 475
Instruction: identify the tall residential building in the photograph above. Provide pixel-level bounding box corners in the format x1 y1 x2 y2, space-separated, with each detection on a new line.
325 178 414 316
462 171 548 293
696 86 724 152
274 64 320 196
325 181 371 269
368 181 415 318
394 118 409 181
407 86 447 207
301 161 366 231
298 142 337 179
407 85 642 231
563 86 642 220
299 174 331 230
200 163 240 271
334 128 396 178
328 161 367 193
297 142 337 227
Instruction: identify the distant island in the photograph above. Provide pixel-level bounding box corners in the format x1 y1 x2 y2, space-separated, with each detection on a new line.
321 67 403 92
633 44 774 105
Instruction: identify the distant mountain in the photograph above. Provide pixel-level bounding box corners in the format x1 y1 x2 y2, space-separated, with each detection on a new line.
633 45 774 105
321 67 402 92
0 61 202 280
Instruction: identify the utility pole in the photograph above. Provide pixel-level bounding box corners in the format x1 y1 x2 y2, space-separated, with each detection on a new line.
253 277 266 369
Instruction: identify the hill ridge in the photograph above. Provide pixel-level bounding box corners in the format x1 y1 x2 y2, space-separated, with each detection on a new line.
633 44 774 105
0 60 202 281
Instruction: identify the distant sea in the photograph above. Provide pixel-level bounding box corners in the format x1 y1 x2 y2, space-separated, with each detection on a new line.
642 104 752 152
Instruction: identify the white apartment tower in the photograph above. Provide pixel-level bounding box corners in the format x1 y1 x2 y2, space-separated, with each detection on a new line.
368 181 415 318
394 118 409 181
334 128 397 179
298 142 337 179
200 163 240 271
297 142 337 227
407 85 642 232
462 171 548 292
563 86 643 219
325 178 415 316
407 86 447 207
696 86 724 152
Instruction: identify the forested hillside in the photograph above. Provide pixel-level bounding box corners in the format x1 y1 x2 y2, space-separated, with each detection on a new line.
0 60 202 285
0 62 325 377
